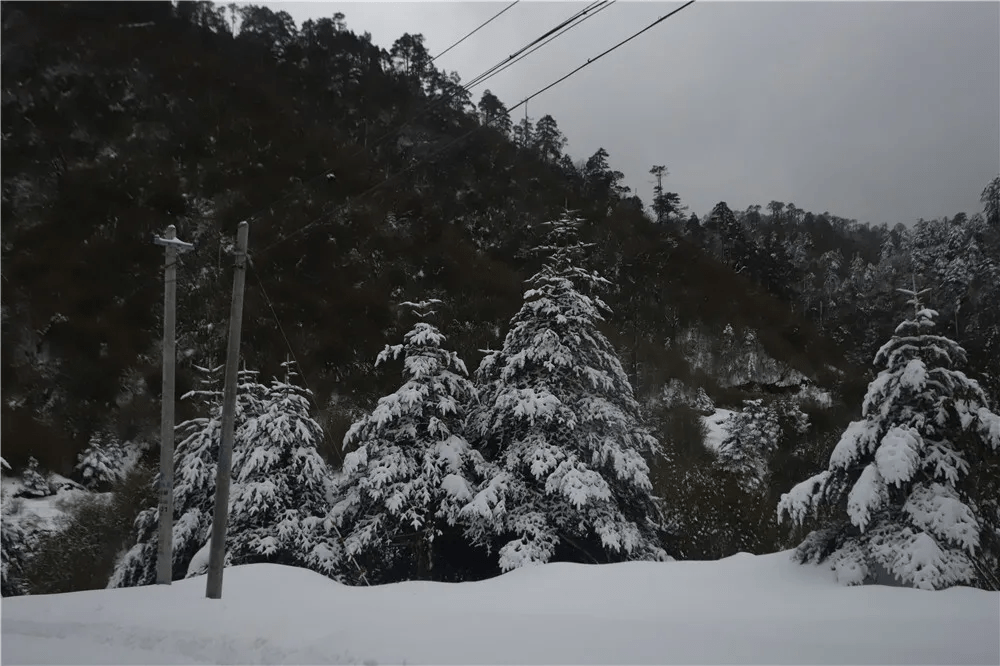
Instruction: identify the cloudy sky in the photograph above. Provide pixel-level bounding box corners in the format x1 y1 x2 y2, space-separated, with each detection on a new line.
267 1 999 226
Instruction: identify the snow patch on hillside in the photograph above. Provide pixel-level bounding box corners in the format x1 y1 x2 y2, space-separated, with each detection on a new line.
702 408 737 452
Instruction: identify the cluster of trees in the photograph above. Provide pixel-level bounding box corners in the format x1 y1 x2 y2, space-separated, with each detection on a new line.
681 182 1000 404
104 213 671 587
0 0 677 477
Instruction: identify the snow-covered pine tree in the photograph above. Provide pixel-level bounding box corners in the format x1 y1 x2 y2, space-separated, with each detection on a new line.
76 429 126 490
109 364 268 587
778 285 1000 590
716 399 782 491
227 361 341 576
19 456 51 498
329 300 484 583
464 210 669 571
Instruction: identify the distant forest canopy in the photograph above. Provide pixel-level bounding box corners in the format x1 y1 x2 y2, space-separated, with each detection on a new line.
2 0 998 477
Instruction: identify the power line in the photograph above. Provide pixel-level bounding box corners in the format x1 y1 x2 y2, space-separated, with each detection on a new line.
462 1 607 89
513 0 696 110
465 0 617 93
431 0 520 63
256 0 696 258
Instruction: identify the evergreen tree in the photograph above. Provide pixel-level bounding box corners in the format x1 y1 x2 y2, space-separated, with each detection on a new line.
716 399 782 491
512 115 533 150
479 90 511 136
464 211 669 571
981 174 1000 227
584 148 629 201
20 456 51 498
778 288 1000 590
227 361 340 576
648 165 683 224
706 201 750 271
109 364 268 587
389 33 430 80
75 429 126 490
532 114 566 163
329 300 484 583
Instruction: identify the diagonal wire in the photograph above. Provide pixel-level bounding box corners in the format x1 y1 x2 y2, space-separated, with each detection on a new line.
464 0 617 93
431 0 520 63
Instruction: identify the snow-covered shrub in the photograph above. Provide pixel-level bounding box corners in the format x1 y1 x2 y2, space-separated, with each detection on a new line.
75 431 127 490
329 301 485 583
23 462 155 595
19 457 52 498
466 211 670 571
778 294 1000 590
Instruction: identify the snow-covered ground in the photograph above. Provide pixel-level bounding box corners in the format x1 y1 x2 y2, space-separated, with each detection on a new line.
1 475 98 535
3 551 997 665
701 408 736 452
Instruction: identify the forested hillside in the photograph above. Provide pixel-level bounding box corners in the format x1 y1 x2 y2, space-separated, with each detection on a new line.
2 2 998 594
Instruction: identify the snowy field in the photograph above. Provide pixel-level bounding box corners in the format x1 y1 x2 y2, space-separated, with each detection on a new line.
3 551 998 665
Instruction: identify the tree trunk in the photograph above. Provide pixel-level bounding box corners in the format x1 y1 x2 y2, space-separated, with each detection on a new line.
414 531 432 581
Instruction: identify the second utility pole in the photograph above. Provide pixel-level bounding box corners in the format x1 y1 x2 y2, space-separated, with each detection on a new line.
206 221 249 600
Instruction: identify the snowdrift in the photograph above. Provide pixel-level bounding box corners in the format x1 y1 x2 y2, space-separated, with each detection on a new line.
3 551 998 665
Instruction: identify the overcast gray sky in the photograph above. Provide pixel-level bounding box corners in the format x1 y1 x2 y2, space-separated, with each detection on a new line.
267 1 999 226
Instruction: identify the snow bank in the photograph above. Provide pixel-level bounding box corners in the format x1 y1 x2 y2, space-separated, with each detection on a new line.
4 551 997 665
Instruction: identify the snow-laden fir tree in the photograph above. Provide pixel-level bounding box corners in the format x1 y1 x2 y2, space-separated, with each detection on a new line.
2 457 28 597
227 360 341 576
76 429 126 490
329 300 484 583
109 364 268 587
19 457 51 498
778 285 1000 590
464 210 669 571
716 399 782 491
717 398 809 492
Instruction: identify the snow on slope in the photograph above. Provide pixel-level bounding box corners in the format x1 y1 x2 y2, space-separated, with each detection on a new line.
3 552 998 665
1 476 100 536
701 408 736 452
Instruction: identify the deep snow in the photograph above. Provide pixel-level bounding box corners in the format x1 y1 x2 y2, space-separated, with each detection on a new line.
3 551 998 665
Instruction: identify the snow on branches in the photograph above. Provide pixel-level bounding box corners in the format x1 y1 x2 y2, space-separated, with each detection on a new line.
778 292 1000 590
329 301 484 583
228 361 340 576
466 211 669 570
76 430 127 491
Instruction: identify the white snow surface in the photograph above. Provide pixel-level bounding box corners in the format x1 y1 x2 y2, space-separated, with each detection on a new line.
701 408 736 452
1 476 101 534
4 552 998 665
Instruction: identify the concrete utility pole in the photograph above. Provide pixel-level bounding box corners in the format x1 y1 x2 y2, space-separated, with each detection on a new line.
153 225 194 585
206 221 249 600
